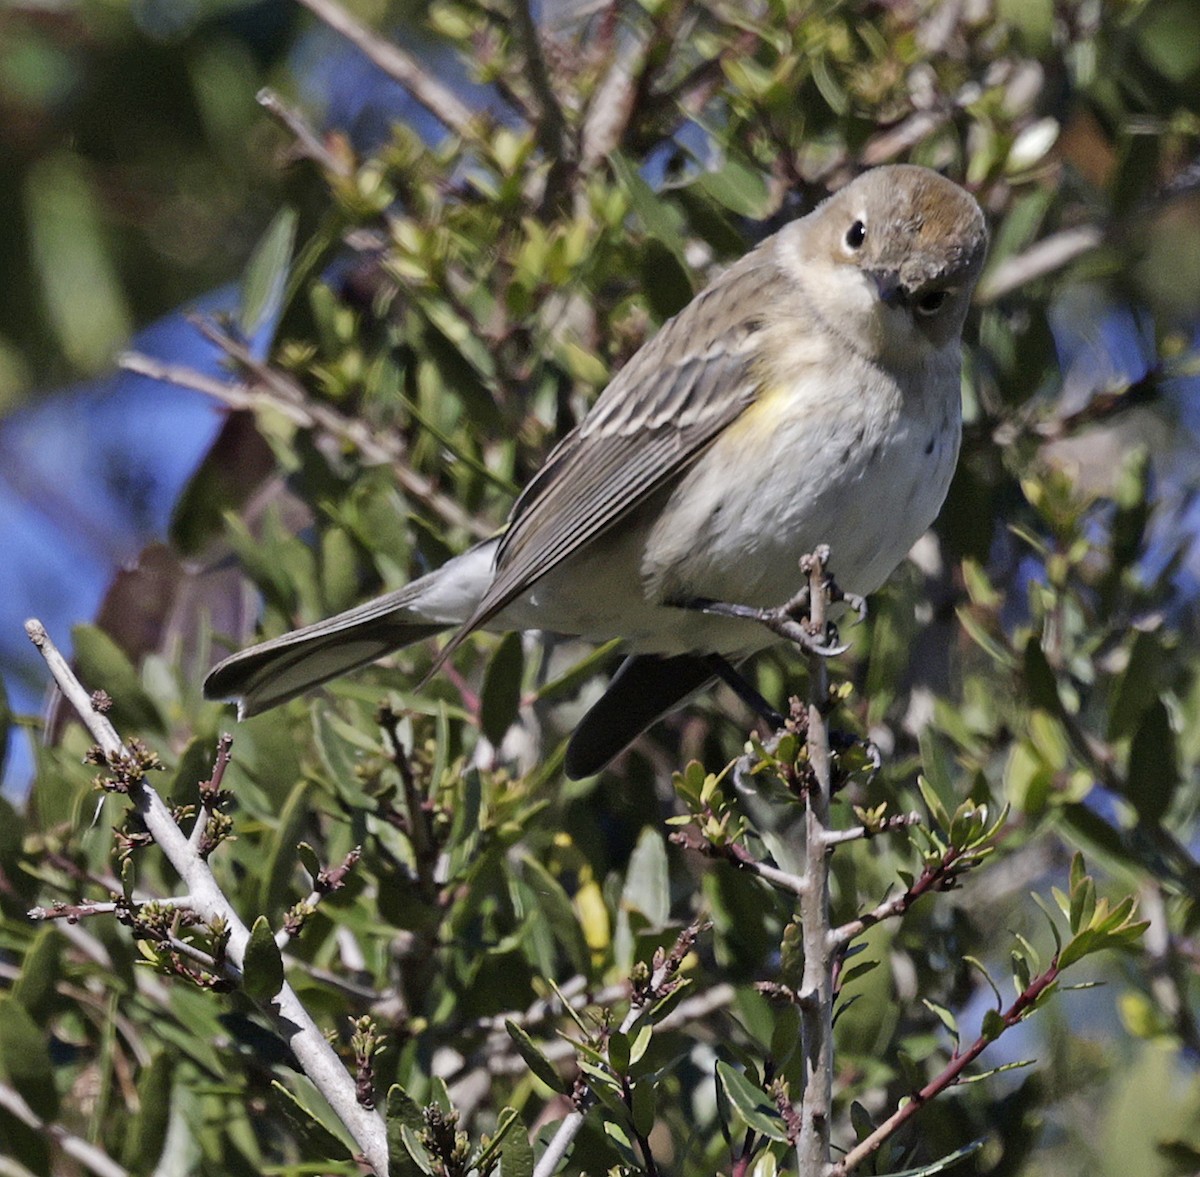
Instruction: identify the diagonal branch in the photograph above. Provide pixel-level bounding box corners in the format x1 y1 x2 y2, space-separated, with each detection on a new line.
118 347 491 540
511 0 568 159
0 1082 128 1177
24 620 388 1174
293 0 476 140
830 964 1060 1175
580 25 649 171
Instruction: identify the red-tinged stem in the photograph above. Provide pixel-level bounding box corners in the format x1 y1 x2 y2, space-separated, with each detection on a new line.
830 963 1061 1175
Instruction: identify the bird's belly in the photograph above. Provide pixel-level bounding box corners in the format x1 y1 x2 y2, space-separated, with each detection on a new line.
642 379 960 615
498 374 960 657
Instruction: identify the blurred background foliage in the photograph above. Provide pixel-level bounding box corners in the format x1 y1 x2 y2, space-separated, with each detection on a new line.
4 0 1200 1174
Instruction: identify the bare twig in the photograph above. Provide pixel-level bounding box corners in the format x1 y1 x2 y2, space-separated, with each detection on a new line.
532 925 700 1177
580 26 648 171
257 87 353 177
830 964 1060 1175
671 826 808 899
823 812 921 847
977 225 1103 303
796 549 836 1174
831 847 966 950
24 621 387 1174
118 348 491 540
511 0 569 161
0 1082 128 1177
29 895 195 922
293 0 476 140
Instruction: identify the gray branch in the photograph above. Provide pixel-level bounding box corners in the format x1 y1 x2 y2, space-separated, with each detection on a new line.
24 620 388 1174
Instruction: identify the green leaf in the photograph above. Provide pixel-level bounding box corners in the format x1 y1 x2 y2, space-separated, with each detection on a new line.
312 707 373 810
123 1052 174 1172
1030 892 1063 955
639 237 694 320
259 780 312 916
631 1080 656 1139
1107 629 1162 740
609 152 688 268
535 638 622 704
320 526 361 613
386 1085 428 1177
481 632 524 746
981 1008 1006 1042
955 605 1018 668
71 623 164 734
472 1106 526 1174
839 958 880 988
1124 699 1177 824
958 1059 1036 1084
11 927 63 1022
239 205 297 337
694 157 771 218
1136 0 1200 83
916 775 951 832
623 827 670 927
518 856 590 976
873 1137 985 1176
500 1111 536 1177
297 841 323 886
628 1023 654 1068
270 1077 356 1160
850 1100 874 1141
865 587 913 724
0 994 58 1120
715 1061 790 1142
1069 871 1096 935
505 1020 567 1093
242 916 285 1001
609 1031 631 1076
1022 636 1065 718
922 998 959 1045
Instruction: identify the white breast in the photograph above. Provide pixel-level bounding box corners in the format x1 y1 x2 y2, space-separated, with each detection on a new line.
497 347 961 658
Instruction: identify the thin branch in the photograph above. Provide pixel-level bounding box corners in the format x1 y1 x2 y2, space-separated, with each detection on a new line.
293 0 476 139
976 225 1102 303
511 0 568 160
672 827 808 899
29 895 195 922
24 621 387 1174
580 26 649 171
830 964 1060 1175
796 549 836 1175
831 848 964 950
118 348 491 540
532 925 700 1177
257 87 353 178
823 812 921 847
0 1082 128 1177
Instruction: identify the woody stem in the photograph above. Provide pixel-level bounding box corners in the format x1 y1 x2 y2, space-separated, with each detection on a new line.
796 548 835 1175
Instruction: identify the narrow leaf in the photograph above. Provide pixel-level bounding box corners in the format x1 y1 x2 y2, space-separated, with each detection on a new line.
716 1061 790 1142
505 1020 567 1093
242 916 285 1001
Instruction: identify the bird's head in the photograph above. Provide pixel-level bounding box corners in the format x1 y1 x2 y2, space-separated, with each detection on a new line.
783 165 989 364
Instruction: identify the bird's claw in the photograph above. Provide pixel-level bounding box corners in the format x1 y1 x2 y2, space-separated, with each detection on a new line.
680 597 850 658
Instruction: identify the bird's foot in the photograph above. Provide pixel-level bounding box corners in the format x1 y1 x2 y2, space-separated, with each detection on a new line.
671 549 867 658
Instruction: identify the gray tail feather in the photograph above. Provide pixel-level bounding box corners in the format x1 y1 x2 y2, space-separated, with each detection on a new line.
204 582 450 717
564 653 717 779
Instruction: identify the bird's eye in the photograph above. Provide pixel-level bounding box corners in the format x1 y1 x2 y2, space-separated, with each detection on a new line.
915 290 948 316
844 220 866 250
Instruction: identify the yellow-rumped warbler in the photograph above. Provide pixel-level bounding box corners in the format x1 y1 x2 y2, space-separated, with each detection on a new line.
205 164 988 777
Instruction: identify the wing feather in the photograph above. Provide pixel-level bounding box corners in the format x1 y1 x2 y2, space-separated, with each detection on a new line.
452 249 779 643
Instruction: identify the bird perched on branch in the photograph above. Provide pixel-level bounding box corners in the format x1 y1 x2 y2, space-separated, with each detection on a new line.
205 164 988 777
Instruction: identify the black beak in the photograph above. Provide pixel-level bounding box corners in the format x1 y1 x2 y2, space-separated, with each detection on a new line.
869 270 908 308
